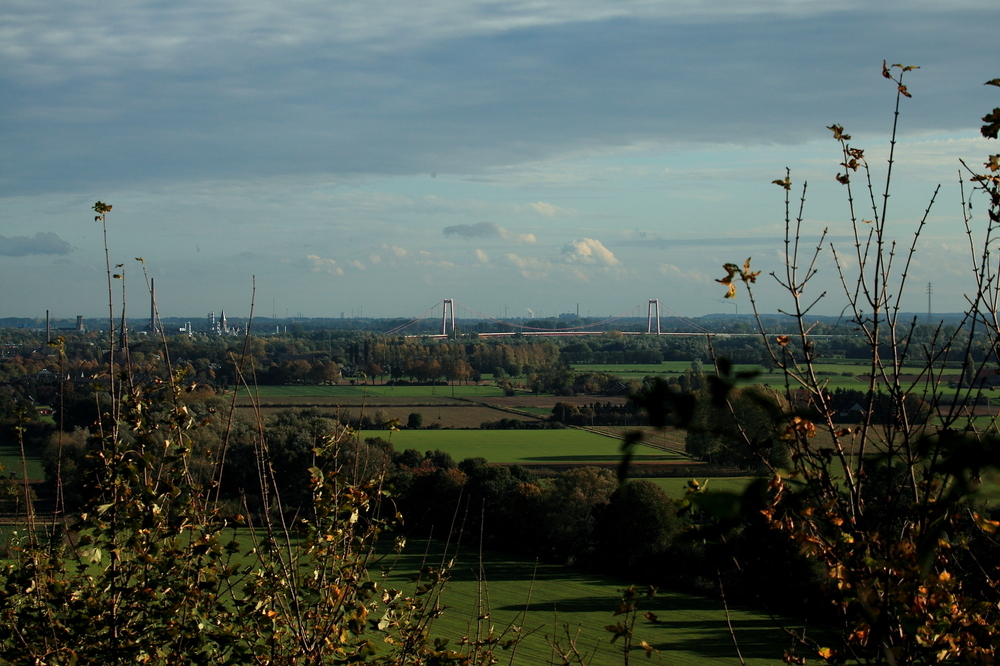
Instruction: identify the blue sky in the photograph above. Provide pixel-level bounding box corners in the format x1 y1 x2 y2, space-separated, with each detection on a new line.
2 0 997 321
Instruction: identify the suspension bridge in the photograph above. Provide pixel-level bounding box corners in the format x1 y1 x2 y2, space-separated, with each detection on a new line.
384 299 718 338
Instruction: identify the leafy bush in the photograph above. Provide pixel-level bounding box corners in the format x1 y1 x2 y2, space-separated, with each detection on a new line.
630 67 1000 664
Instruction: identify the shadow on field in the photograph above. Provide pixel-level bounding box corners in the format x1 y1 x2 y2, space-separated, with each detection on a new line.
390 541 793 662
492 592 789 661
641 615 789 661
496 595 617 614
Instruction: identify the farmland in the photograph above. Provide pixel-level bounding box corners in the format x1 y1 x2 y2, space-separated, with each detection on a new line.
355 429 689 469
389 539 793 665
232 384 712 472
4 352 996 661
256 404 526 429
572 359 967 394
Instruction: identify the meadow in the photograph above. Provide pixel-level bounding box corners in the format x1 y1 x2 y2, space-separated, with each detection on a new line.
355 429 686 466
387 539 793 666
0 444 45 481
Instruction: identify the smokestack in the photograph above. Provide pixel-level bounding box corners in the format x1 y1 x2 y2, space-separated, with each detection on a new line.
46 310 50 342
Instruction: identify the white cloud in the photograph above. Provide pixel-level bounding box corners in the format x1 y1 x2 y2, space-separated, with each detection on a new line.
529 201 572 217
306 254 343 275
348 259 366 270
503 229 536 244
369 253 382 264
659 263 712 284
475 248 489 263
560 238 619 266
506 253 549 279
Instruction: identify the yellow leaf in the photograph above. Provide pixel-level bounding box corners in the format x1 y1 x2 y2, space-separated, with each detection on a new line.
973 513 1000 533
827 124 850 141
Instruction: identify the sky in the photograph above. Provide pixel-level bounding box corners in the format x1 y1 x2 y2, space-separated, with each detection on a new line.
2 0 998 323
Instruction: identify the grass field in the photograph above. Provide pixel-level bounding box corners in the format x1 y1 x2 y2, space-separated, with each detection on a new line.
355 429 684 465
648 476 757 497
388 539 792 665
0 445 45 481
232 385 505 398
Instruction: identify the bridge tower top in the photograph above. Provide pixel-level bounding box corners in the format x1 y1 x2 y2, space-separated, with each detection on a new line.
647 299 661 335
442 299 456 336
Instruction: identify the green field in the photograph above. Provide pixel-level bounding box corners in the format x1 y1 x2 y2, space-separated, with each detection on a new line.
571 360 967 398
356 429 684 465
0 445 45 481
233 384 506 398
648 476 757 498
389 540 792 665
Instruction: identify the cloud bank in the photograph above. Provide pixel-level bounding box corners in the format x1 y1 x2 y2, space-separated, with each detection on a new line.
0 232 72 257
443 222 536 244
3 2 994 196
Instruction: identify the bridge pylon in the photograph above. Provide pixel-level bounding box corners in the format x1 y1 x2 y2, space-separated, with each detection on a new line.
441 299 456 336
647 299 661 335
